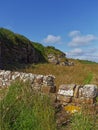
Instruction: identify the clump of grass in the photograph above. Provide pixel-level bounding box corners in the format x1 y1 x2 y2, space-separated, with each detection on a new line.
70 110 98 130
83 72 93 84
0 81 57 130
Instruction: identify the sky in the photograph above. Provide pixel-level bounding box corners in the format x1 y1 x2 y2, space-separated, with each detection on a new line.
0 0 98 62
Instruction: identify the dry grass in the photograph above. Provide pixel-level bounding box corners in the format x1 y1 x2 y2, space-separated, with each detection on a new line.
22 61 98 89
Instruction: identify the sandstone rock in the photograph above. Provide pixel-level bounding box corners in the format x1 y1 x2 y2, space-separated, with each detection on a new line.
72 97 81 104
35 75 43 84
82 84 98 98
41 86 51 93
74 85 82 98
59 62 66 66
28 73 35 83
79 87 83 97
48 54 59 64
3 71 11 80
84 98 95 104
64 61 74 66
72 97 84 104
41 85 56 93
58 84 76 97
0 78 3 87
43 75 55 86
57 95 72 103
12 72 20 80
0 70 5 78
72 97 95 104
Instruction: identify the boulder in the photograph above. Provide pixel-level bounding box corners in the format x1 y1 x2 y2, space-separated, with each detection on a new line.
82 84 98 98
48 54 59 65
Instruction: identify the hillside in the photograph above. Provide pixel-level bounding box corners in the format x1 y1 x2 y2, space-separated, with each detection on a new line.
0 28 98 130
0 28 66 70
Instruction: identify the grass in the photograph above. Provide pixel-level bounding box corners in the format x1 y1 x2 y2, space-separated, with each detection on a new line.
70 111 98 130
83 72 93 84
0 81 57 130
0 60 98 130
77 59 98 64
22 61 98 88
1 82 97 130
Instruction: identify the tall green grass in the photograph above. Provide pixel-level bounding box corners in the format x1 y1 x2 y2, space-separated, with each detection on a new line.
0 81 57 130
83 72 93 84
70 110 98 130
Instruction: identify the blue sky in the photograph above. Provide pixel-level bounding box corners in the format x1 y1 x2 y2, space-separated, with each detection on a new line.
0 0 98 62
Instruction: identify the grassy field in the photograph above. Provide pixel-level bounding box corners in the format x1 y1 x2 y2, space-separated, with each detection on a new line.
22 60 98 88
0 80 98 130
0 60 98 130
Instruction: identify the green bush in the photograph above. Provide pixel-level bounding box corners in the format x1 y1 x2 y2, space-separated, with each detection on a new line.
0 81 57 130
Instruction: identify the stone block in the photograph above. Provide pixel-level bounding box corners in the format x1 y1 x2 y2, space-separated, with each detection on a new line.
82 84 98 98
41 86 51 93
41 85 56 93
74 85 83 98
0 78 3 87
72 97 81 104
72 97 95 104
58 84 76 97
57 95 72 103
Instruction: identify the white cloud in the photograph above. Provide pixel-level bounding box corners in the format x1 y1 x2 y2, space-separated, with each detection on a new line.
66 48 98 62
68 30 80 37
68 31 98 47
67 48 84 56
43 35 61 44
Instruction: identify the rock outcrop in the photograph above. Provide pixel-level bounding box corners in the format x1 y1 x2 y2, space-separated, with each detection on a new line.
0 28 72 69
47 53 74 66
0 28 46 70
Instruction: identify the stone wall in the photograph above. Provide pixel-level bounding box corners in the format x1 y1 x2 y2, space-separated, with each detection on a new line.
0 70 56 93
0 70 98 105
57 84 98 105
